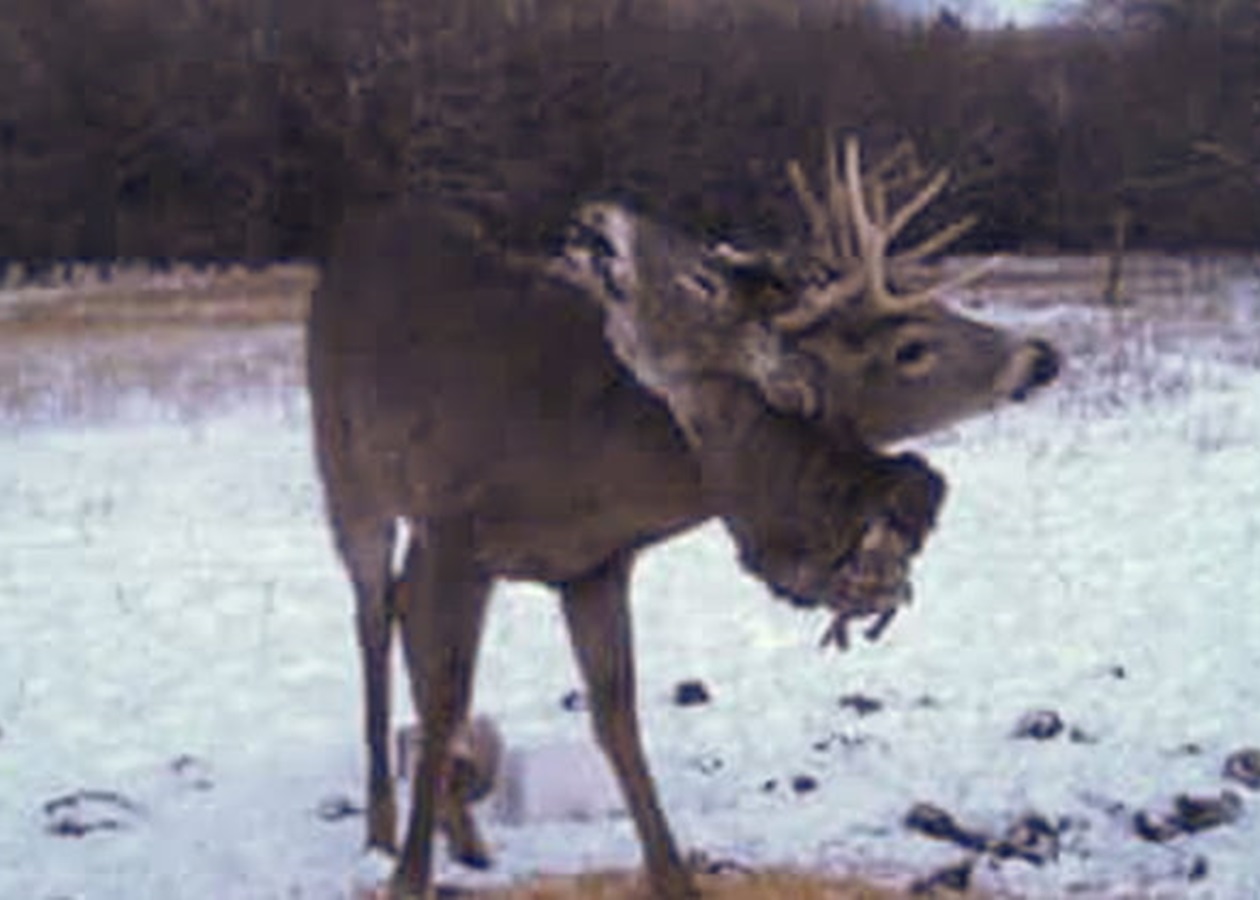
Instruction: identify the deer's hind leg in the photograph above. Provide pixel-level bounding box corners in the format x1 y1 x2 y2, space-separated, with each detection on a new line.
559 550 698 900
392 516 492 899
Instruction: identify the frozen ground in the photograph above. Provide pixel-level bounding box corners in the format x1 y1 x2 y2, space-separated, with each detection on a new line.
1 266 1258 898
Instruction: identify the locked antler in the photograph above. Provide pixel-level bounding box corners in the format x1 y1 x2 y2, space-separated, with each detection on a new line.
775 136 998 332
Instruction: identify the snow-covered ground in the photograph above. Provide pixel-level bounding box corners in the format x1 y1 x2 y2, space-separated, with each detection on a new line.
1 274 1258 898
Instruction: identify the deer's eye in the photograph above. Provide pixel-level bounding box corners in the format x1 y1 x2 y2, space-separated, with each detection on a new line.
895 340 928 364
892 337 937 375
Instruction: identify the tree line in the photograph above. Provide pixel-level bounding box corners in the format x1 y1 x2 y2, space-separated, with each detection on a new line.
1 0 1257 268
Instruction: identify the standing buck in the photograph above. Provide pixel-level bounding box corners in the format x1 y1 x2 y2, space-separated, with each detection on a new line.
307 137 1059 899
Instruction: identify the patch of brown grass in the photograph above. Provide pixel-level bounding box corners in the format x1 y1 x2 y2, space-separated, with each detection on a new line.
456 868 982 899
0 264 314 425
0 262 315 329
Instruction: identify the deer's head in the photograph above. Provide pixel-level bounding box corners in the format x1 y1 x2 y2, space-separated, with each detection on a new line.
560 136 1060 447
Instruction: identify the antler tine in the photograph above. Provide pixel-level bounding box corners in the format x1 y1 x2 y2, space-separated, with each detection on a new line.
777 133 978 329
822 135 856 261
844 136 898 308
843 137 872 249
870 175 889 233
786 158 835 263
884 166 951 247
890 254 1004 306
853 138 933 251
788 136 924 266
932 254 1004 294
866 139 918 185
863 141 926 234
769 136 868 334
893 214 977 267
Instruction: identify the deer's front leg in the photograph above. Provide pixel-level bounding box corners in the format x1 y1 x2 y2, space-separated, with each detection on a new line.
560 551 699 900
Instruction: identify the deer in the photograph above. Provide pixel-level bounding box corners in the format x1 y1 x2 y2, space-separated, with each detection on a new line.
554 137 1061 645
306 135 1060 899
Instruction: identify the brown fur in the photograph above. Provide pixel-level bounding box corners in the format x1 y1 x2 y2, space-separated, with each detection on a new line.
557 201 1057 610
308 198 1057 899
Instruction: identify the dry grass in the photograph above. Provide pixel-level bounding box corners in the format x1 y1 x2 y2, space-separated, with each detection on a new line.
0 262 314 329
0 263 313 426
451 868 980 899
4 251 1254 430
3 252 1255 432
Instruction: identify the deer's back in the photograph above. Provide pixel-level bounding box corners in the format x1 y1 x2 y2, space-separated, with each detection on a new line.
307 202 706 582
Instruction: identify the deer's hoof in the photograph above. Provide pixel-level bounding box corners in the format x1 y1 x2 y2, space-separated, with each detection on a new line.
450 842 493 871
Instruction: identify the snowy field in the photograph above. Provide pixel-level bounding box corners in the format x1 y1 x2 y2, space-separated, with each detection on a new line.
1 263 1258 898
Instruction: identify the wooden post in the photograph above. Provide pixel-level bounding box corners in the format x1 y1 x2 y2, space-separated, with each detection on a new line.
1102 206 1131 306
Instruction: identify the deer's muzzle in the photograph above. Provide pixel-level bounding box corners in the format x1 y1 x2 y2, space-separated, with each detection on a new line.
1004 339 1061 403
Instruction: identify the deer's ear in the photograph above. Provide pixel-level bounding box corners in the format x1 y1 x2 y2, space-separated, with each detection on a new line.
563 203 638 304
564 215 620 264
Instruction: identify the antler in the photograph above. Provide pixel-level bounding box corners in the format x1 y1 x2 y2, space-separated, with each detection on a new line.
774 135 995 333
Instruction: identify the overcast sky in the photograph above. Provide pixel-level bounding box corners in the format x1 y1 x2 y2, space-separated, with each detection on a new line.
892 0 1067 26
987 0 1064 24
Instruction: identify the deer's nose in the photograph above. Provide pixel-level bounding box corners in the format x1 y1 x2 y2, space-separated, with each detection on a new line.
1010 339 1061 402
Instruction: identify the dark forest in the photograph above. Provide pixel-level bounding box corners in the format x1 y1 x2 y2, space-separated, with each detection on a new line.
2 0 1257 268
